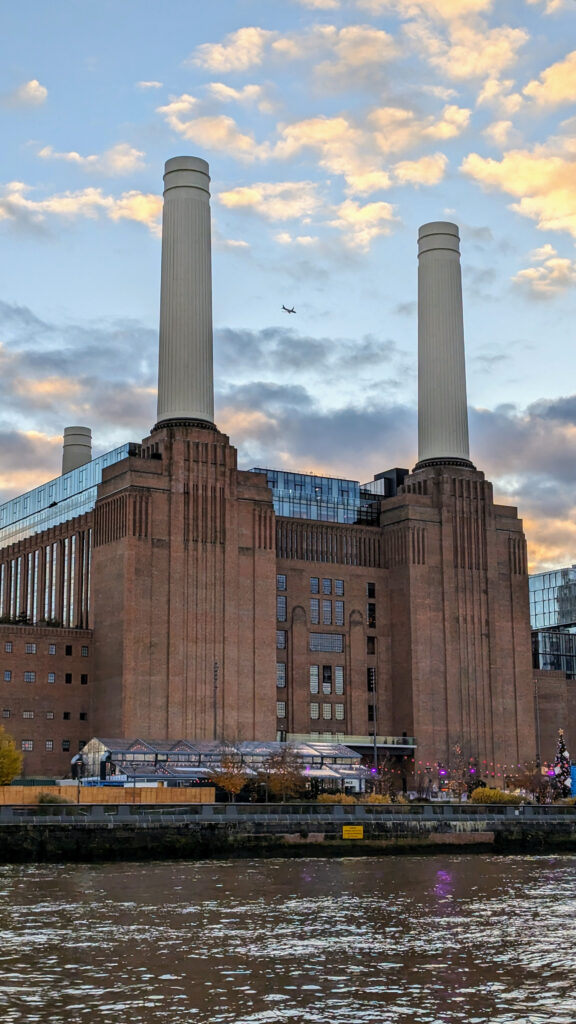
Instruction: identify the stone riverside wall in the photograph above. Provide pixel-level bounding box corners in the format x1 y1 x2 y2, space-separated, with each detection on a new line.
1 803 576 862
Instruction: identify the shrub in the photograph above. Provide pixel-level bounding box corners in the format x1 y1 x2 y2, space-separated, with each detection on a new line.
317 792 357 804
470 786 523 805
37 792 74 805
359 793 393 804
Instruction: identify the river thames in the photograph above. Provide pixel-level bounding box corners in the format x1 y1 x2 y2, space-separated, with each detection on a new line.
1 854 576 1023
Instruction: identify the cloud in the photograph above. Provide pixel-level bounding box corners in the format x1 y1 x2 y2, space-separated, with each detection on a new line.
512 244 576 298
157 94 268 160
313 24 399 82
369 104 470 153
476 78 523 115
189 27 277 72
137 80 163 89
482 120 517 148
3 79 47 108
523 49 576 107
392 152 448 186
207 82 273 112
38 143 145 176
406 20 528 81
217 180 322 220
526 0 570 12
275 232 318 245
356 0 494 19
0 181 162 234
296 0 340 8
329 198 398 250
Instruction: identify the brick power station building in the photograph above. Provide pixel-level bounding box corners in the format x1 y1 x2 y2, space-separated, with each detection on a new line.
0 156 538 781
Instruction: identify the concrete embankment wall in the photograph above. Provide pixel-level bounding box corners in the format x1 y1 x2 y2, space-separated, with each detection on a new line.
2 803 576 862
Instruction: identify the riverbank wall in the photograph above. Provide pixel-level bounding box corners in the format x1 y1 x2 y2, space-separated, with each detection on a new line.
2 802 576 862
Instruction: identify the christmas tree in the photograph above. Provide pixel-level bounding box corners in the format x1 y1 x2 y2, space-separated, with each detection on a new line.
553 729 571 799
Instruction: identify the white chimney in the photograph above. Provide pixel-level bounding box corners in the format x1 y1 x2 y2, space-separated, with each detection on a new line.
62 426 92 475
416 221 473 469
156 156 215 428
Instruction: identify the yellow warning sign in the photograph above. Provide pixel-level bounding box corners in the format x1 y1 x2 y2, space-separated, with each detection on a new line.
342 825 364 839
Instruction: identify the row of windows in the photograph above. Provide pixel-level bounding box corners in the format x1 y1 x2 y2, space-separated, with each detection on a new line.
2 709 87 721
4 642 89 656
310 578 345 595
310 665 344 695
310 599 344 626
310 703 345 721
3 671 88 684
21 739 86 752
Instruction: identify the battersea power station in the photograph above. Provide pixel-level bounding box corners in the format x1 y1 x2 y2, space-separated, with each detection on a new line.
0 156 538 780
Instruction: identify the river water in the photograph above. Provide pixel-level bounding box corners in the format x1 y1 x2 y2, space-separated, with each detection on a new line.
1 855 576 1024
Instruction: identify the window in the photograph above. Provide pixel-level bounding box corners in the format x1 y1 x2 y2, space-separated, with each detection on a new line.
81 646 89 657
368 704 375 722
276 663 286 689
277 574 287 591
46 711 54 720
277 595 287 622
2 709 10 718
22 711 34 719
322 578 332 594
80 674 88 686
62 740 70 752
79 712 88 721
24 672 35 683
309 598 320 624
79 740 86 751
335 704 345 721
25 643 36 654
310 634 344 653
276 701 286 719
367 636 375 656
21 740 33 751
276 631 287 650
335 666 344 695
309 665 319 694
322 665 332 695
48 672 55 684
322 600 332 626
335 579 344 596
310 577 319 594
322 703 332 720
367 667 376 692
310 702 320 720
4 671 11 682
65 645 72 656
367 603 376 629
335 600 344 626
367 582 375 598
45 741 54 752
49 644 56 655
4 642 12 653
63 712 71 720
65 673 72 685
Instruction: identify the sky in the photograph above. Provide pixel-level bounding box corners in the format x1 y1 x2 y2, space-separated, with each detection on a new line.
1 0 576 572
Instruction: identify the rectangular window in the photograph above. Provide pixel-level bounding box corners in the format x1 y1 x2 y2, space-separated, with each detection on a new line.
79 712 88 721
62 740 71 752
322 665 332 694
335 579 344 596
25 643 36 654
310 598 320 624
81 646 89 657
367 582 375 598
24 672 35 683
277 595 287 622
310 577 319 594
322 578 332 594
46 711 54 720
322 600 332 625
48 672 55 684
309 665 319 694
335 666 344 695
310 702 320 720
334 600 344 626
322 703 332 720
65 645 72 656
276 663 286 688
367 603 376 629
368 704 375 723
367 636 375 655
2 709 10 718
22 711 34 719
276 574 287 591
65 673 72 685
4 642 12 653
21 740 33 751
367 667 376 692
4 670 11 682
49 644 56 655
276 630 287 650
63 712 71 720
310 634 344 653
335 703 345 721
45 741 54 752
276 701 286 719
80 674 88 685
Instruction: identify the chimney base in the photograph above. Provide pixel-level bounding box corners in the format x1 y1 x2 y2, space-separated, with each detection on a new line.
413 456 475 472
151 417 218 433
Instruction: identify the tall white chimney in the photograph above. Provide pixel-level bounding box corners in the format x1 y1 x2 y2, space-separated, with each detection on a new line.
416 221 473 469
62 426 92 475
156 156 215 428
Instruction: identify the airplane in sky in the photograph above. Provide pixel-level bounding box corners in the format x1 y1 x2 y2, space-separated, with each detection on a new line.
281 305 296 314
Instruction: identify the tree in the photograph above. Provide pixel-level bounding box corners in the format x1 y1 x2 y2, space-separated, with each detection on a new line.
0 725 23 785
552 729 571 799
261 746 306 801
211 756 249 801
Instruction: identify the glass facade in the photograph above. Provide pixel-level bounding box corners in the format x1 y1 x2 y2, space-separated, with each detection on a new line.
530 566 576 678
0 443 137 547
250 468 380 524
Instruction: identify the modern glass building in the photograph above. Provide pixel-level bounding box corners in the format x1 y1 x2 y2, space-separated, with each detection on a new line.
250 467 407 525
530 566 576 678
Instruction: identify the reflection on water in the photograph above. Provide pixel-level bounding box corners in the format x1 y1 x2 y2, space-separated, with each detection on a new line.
1 855 576 1023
